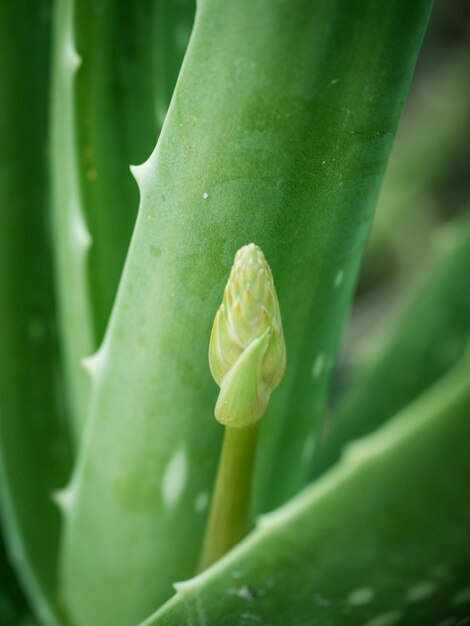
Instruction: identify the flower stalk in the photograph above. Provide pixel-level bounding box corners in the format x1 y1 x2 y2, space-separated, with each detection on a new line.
198 243 286 571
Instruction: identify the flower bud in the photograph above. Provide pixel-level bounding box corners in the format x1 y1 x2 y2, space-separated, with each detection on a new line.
209 243 286 427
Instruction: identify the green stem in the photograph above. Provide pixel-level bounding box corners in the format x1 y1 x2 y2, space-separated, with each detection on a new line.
197 424 259 572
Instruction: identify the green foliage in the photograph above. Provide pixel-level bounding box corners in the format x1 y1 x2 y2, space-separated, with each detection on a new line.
312 216 470 479
58 1 432 624
3 0 470 626
73 0 193 342
143 353 470 625
0 1 71 624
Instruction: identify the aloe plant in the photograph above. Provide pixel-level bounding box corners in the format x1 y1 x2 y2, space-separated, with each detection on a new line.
1 0 469 625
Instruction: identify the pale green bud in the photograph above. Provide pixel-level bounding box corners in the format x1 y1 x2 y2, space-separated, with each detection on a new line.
209 243 286 427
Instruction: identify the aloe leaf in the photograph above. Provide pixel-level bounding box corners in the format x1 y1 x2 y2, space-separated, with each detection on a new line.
50 0 95 441
59 1 432 624
143 353 470 625
73 0 195 344
0 0 71 623
311 215 470 479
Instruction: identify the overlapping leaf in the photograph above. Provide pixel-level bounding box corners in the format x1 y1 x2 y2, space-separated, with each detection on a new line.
143 354 470 625
0 1 71 624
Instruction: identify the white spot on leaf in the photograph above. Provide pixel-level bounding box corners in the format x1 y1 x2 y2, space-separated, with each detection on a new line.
312 353 325 379
240 613 261 623
202 192 209 199
236 586 256 600
194 492 209 513
334 270 344 287
302 436 315 463
348 587 375 606
162 447 187 507
407 581 437 603
361 612 402 626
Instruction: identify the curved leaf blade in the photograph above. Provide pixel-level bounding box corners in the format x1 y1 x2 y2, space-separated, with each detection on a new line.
143 354 470 625
311 216 470 479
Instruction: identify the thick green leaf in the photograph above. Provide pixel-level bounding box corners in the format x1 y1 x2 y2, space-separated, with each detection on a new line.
0 1 71 624
311 216 470 479
143 353 470 625
59 1 432 624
